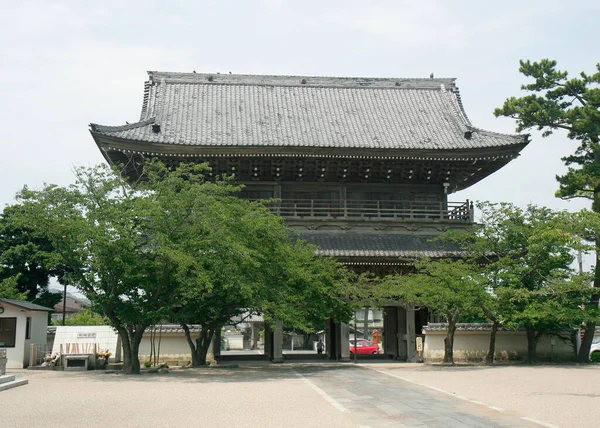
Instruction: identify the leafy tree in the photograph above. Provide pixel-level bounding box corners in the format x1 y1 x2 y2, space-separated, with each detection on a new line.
16 161 352 373
495 59 600 361
52 308 108 326
172 197 353 366
16 162 242 373
379 258 486 364
0 205 64 308
444 202 592 362
0 275 28 300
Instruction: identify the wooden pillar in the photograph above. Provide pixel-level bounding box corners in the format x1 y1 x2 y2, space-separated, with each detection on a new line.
398 306 408 360
272 320 284 363
212 329 221 359
405 304 417 362
339 322 350 361
326 319 336 360
383 306 398 358
264 323 273 359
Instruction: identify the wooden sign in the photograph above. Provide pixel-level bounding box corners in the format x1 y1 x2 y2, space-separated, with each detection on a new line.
416 336 423 352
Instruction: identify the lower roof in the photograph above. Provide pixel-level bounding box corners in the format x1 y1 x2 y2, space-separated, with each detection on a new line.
0 298 53 312
297 233 463 258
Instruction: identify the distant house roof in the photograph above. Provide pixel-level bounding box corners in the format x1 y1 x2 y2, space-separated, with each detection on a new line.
90 72 527 154
54 296 88 314
298 233 463 259
0 298 53 312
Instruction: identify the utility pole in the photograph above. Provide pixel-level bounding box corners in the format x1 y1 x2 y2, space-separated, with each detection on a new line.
62 283 67 326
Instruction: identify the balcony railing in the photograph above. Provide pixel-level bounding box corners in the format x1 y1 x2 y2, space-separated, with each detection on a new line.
261 199 473 222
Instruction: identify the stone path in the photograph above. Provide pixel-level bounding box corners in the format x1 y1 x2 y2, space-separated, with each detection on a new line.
293 365 540 427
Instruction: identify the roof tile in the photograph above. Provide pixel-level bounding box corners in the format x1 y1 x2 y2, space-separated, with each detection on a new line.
91 72 526 151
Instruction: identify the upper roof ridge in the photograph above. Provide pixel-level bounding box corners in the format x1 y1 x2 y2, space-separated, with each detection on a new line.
147 71 457 90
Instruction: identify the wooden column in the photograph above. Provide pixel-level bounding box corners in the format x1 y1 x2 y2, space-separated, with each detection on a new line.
272 320 284 363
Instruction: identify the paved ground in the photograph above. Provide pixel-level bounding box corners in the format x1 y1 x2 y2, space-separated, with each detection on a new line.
2 363 598 427
361 363 600 428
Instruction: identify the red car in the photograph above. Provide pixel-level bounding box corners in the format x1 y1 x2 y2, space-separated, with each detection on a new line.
349 339 379 355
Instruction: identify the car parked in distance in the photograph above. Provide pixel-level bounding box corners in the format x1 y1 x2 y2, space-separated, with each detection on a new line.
349 339 379 355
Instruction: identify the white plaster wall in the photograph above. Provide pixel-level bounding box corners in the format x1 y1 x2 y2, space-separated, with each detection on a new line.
0 306 26 369
138 334 193 360
225 334 243 350
423 330 575 362
22 311 49 367
52 326 119 360
0 306 49 369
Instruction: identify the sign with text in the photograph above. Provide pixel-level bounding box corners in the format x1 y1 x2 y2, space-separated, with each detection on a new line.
416 337 423 352
77 333 96 339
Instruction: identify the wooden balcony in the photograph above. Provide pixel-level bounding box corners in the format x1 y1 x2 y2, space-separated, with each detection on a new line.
262 199 474 222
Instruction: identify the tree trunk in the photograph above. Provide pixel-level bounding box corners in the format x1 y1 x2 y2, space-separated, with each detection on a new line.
117 327 132 373
525 329 540 363
579 155 600 362
182 323 198 367
182 323 215 367
577 243 599 362
443 313 459 364
117 326 144 374
128 329 143 374
194 327 215 366
486 320 500 365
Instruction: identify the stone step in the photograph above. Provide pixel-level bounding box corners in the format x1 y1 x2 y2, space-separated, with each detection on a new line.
0 375 28 392
0 374 16 385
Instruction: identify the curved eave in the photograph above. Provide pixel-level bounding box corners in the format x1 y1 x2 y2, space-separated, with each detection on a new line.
90 129 528 162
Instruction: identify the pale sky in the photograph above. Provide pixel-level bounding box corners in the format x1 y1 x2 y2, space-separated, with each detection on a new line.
1 0 598 219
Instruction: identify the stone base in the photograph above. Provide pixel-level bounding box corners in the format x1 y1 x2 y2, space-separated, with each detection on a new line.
64 354 90 371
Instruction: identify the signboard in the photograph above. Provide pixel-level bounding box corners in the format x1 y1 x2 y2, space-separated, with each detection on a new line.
0 348 7 358
77 333 96 339
416 337 423 352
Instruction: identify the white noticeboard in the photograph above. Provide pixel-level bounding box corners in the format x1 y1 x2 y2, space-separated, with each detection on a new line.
416 337 423 352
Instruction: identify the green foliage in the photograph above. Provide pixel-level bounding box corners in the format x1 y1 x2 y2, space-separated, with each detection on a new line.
52 309 108 326
0 204 67 305
591 351 600 363
494 59 600 209
442 202 595 361
0 275 28 300
495 59 600 362
378 258 486 363
14 160 352 371
168 184 353 365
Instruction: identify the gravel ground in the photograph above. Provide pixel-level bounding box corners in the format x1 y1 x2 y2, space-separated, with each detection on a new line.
4 363 599 428
3 367 358 428
363 363 600 428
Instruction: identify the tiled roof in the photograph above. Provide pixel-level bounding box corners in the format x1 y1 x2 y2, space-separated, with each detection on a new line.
90 72 526 152
0 298 53 312
423 323 511 332
297 233 463 258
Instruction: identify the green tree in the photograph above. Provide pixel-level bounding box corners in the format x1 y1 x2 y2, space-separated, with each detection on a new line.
379 258 486 364
444 202 592 362
17 162 242 374
172 197 352 366
16 161 352 373
0 275 28 300
0 205 64 308
52 308 108 326
494 59 600 361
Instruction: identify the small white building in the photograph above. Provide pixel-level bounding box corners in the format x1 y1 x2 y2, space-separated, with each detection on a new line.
0 298 52 369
